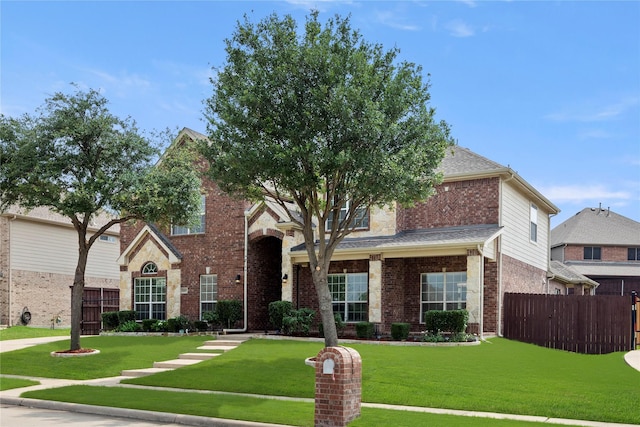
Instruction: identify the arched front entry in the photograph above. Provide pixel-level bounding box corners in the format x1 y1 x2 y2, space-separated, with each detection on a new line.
247 234 282 331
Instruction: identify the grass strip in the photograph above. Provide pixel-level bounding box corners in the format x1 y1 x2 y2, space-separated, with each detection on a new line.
0 376 39 391
0 326 70 341
23 385 572 427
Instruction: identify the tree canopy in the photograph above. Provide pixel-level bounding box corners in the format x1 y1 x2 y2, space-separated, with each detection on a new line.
0 87 202 350
203 11 454 347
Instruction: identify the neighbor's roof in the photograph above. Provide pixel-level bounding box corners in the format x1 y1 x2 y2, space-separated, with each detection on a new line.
548 260 599 287
550 207 640 247
563 260 640 278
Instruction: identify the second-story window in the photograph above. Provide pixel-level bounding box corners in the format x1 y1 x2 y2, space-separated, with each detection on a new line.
628 248 640 261
326 199 369 231
529 204 538 243
584 246 601 260
171 195 205 235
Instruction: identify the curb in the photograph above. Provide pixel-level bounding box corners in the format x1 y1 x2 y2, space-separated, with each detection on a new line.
0 396 295 427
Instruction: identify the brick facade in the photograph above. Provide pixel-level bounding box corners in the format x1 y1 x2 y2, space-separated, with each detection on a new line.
398 178 500 231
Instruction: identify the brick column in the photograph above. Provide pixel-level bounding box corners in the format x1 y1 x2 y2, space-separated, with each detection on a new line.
314 346 362 426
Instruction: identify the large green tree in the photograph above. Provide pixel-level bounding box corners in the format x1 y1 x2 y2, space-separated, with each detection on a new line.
202 12 453 347
0 87 202 350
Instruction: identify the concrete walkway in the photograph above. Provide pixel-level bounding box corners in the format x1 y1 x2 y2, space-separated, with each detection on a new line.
1 335 639 427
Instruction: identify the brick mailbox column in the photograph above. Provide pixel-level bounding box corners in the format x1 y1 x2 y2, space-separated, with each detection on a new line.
313 346 362 427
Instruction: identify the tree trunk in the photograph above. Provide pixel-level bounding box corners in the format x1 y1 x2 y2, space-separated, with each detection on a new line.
69 247 89 351
312 266 338 347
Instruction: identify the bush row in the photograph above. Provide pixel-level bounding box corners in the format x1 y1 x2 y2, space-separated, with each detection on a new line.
100 299 243 333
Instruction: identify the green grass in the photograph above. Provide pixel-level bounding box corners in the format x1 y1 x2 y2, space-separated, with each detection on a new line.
0 335 220 379
122 338 640 425
0 326 70 340
23 385 571 427
0 376 39 391
7 336 640 425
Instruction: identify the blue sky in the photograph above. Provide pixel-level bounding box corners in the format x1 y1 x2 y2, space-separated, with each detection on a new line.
2 1 639 227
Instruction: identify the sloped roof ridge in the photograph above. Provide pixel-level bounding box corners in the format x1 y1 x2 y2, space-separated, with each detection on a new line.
147 223 183 260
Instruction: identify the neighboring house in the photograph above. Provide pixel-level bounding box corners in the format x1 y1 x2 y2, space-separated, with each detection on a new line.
0 206 120 327
118 128 559 337
550 207 640 295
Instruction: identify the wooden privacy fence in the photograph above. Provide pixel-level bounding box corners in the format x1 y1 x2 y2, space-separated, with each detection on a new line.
503 293 633 354
82 287 120 335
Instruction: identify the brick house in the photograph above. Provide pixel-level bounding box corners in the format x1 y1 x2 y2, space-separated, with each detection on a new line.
0 206 120 327
550 207 640 295
118 128 559 337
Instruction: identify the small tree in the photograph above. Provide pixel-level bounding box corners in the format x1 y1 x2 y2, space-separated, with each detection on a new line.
202 12 452 347
0 87 202 351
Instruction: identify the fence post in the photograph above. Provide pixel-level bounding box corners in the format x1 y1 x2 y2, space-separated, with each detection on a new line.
632 290 637 350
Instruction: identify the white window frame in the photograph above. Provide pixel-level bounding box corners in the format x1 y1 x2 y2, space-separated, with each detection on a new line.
530 203 538 243
142 262 158 274
200 274 218 320
171 195 206 235
326 199 369 231
420 272 467 323
328 272 368 322
134 276 166 320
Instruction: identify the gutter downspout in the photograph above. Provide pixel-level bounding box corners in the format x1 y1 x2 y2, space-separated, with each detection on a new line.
8 215 17 326
476 244 485 341
223 210 249 334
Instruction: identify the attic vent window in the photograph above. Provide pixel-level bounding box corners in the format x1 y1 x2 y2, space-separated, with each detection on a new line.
142 262 158 274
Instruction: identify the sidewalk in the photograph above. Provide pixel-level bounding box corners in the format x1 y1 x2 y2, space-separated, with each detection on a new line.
1 335 639 427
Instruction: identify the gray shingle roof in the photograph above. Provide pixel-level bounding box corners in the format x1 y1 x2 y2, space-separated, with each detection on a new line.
549 260 598 286
290 224 502 253
439 145 506 177
550 207 640 247
148 223 182 260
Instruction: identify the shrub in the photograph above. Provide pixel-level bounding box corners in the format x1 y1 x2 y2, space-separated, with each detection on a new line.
268 301 293 332
167 315 192 332
424 310 468 334
115 320 142 332
141 319 157 332
152 320 167 332
101 311 119 331
194 320 209 332
202 310 219 329
282 308 316 336
117 310 136 325
216 300 243 329
355 321 374 339
391 322 410 341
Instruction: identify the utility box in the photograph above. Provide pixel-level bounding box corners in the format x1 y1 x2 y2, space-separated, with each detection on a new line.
313 346 362 426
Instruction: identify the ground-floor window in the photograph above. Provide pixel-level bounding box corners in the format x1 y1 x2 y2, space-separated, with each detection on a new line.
420 272 467 322
328 272 368 322
134 277 166 320
200 274 218 319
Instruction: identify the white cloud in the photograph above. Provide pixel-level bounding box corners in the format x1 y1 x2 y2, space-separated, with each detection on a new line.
538 184 633 204
545 96 639 123
445 19 474 37
374 10 420 31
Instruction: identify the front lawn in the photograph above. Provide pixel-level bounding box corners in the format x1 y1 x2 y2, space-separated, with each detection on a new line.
123 338 640 425
0 335 220 379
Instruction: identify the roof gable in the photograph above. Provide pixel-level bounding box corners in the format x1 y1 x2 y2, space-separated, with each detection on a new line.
550 207 640 246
